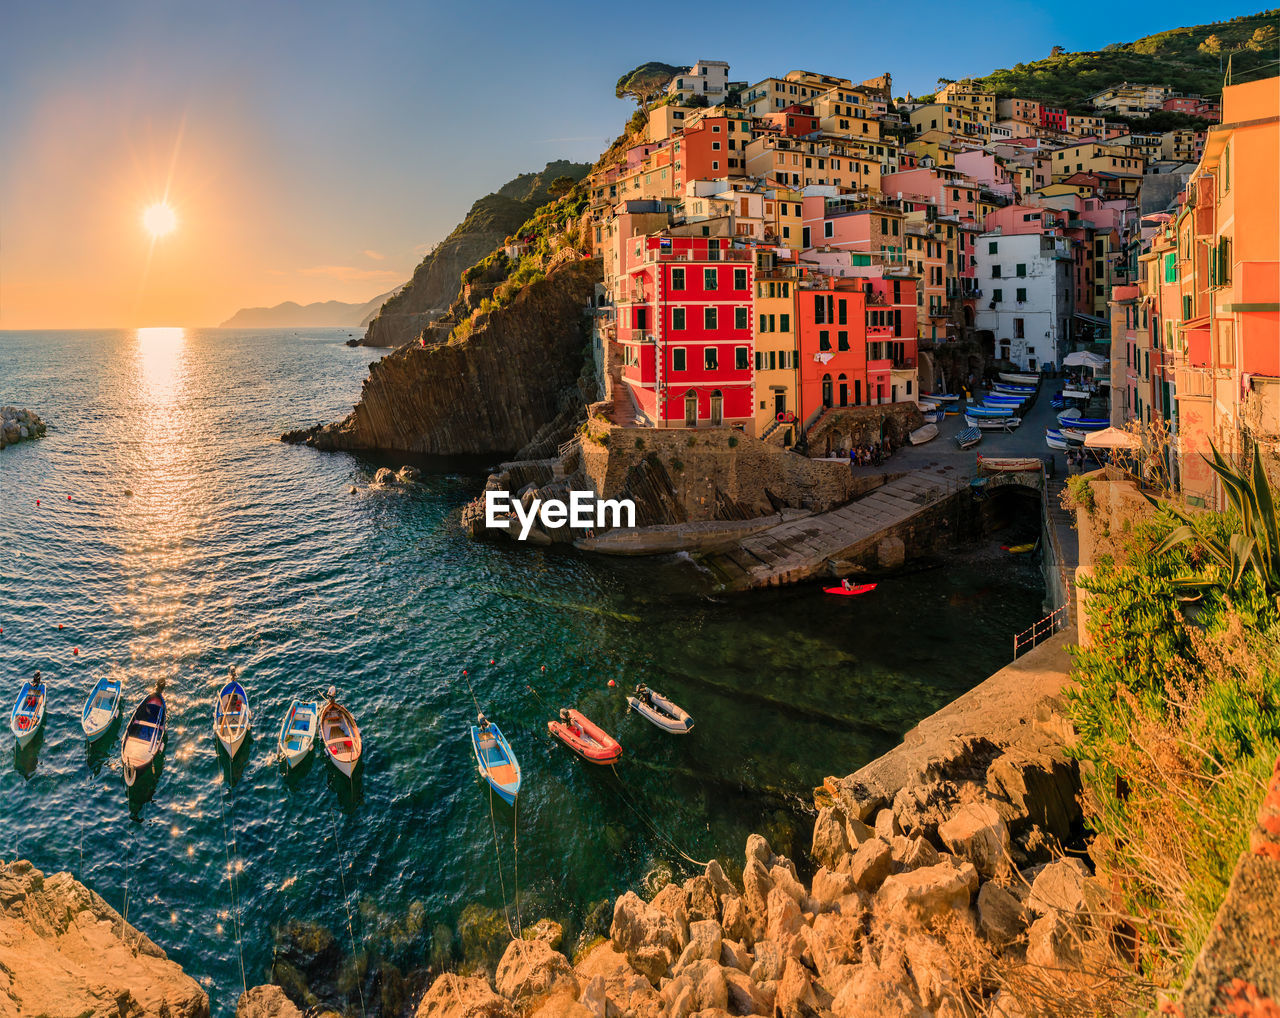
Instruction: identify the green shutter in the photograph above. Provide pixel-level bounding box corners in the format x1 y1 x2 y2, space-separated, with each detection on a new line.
1164 252 1177 282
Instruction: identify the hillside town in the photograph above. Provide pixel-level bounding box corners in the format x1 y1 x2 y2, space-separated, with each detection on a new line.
574 61 1278 499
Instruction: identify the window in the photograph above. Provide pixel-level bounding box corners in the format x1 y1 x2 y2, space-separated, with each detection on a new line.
838 300 847 325
1015 287 1026 302
837 331 849 351
704 347 718 370
704 268 718 290
818 330 831 351
991 265 1001 278
734 268 747 290
734 307 748 330
671 268 685 291
704 307 717 330
824 222 834 238
672 348 686 371
672 308 686 330
1014 318 1025 339
735 346 749 370
1016 264 1026 277
988 241 998 254
780 313 790 332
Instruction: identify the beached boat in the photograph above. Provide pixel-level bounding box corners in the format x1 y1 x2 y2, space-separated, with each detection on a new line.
966 405 1019 418
980 457 1043 472
993 383 1036 394
925 393 960 402
81 676 122 742
548 708 621 764
965 414 1021 431
470 715 522 803
823 582 878 597
1045 429 1068 451
999 372 1040 386
909 423 938 445
121 686 166 787
1060 426 1091 444
980 398 1025 411
277 699 318 769
319 689 363 778
1057 411 1108 429
10 676 46 749
213 674 252 758
955 426 982 450
922 409 944 424
916 400 938 412
1003 542 1037 553
626 685 694 734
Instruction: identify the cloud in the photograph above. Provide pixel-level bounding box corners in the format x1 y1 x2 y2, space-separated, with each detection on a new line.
363 249 385 260
299 264 399 282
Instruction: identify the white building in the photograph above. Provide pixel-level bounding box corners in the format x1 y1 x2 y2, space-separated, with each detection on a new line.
668 60 730 103
974 231 1074 371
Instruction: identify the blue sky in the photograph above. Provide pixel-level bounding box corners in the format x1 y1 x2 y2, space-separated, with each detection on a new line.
0 0 1264 326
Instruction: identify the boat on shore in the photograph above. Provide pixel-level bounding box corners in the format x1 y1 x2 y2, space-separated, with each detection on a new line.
470 714 522 803
909 423 938 445
213 671 252 758
1057 410 1108 429
980 457 1043 472
121 683 167 787
277 699 318 769
965 414 1021 431
81 676 122 742
993 383 1036 395
319 688 363 778
955 426 982 449
999 372 1040 386
924 393 960 402
627 685 694 734
548 708 621 764
1045 428 1068 451
10 676 46 749
1060 426 1092 444
965 405 1019 418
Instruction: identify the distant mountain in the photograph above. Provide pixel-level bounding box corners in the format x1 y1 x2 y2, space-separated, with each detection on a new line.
953 9 1277 111
220 288 401 329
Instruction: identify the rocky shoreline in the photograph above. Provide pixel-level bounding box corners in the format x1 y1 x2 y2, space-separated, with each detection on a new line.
1 407 47 450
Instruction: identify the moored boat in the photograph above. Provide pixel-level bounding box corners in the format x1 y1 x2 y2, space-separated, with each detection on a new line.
965 414 1021 431
548 708 621 764
999 372 1040 386
909 423 938 445
277 699 318 769
993 383 1036 395
626 685 694 734
213 670 252 758
82 676 123 742
1045 428 1068 451
823 581 878 597
10 675 46 749
955 426 982 449
319 687 363 778
121 683 166 787
470 714 522 803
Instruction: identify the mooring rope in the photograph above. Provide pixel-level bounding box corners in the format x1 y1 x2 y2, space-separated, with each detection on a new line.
219 775 248 995
120 826 133 941
486 782 519 939
329 808 368 1018
609 764 711 868
512 795 522 936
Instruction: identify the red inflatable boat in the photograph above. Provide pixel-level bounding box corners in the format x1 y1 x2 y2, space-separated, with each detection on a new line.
548 708 622 764
822 582 878 597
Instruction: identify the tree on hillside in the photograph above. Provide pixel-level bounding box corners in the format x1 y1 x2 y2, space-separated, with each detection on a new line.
1199 33 1224 54
1051 45 1066 57
547 176 576 199
615 62 684 108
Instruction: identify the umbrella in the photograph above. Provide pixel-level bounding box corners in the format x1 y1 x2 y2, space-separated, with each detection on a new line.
1084 427 1140 450
1063 351 1108 370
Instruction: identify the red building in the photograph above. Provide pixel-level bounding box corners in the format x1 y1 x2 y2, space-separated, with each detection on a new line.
1040 106 1067 132
674 115 752 189
618 235 755 428
1161 95 1221 121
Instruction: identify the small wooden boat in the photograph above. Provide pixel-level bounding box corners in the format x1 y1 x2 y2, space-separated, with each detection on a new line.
925 393 960 402
981 457 1044 473
1045 429 1068 451
922 409 944 424
1003 542 1037 554
980 398 1025 410
993 383 1036 395
965 405 1017 418
823 582 878 597
1060 427 1091 445
121 686 166 787
916 400 939 412
626 685 694 734
966 414 1021 431
955 426 982 450
548 708 621 765
277 700 318 769
909 423 938 445
999 372 1039 386
10 677 46 749
213 673 252 758
319 688 363 778
82 676 123 742
471 715 522 803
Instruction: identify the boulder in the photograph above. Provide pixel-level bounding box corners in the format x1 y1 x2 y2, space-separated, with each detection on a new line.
374 467 397 485
768 863 807 908
830 958 928 1018
237 986 302 1018
1025 911 1082 970
529 994 594 1018
674 919 723 972
573 941 662 1017
660 959 728 1016
719 938 752 973
986 746 1081 845
719 894 753 945
902 934 955 1011
1026 858 1091 919
398 465 422 482
609 891 679 984
829 776 886 823
848 838 894 892
741 858 773 919
976 882 1026 948
890 835 939 872
811 806 851 869
874 809 902 842
892 781 959 842
704 859 737 900
414 974 515 1018
723 966 770 1015
748 939 786 983
845 814 874 847
684 875 719 923
774 957 820 1018
650 882 691 949
578 976 608 1018
876 861 975 923
745 834 774 867
938 802 1009 879
765 886 803 942
804 911 862 977
810 867 856 912
495 937 578 1002
524 918 565 950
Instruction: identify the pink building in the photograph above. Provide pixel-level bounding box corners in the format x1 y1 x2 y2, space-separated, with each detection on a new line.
881 168 980 223
953 150 1016 198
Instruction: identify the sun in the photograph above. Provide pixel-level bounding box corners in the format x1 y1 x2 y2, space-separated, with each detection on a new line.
142 202 177 239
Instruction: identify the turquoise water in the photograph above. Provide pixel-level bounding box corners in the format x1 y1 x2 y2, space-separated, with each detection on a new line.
0 329 1045 1013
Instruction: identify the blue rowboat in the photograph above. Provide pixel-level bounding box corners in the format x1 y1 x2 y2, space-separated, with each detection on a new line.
955 426 982 449
993 384 1036 395
470 715 521 804
82 676 123 742
121 689 166 787
1045 429 1068 451
213 677 252 758
981 396 1025 408
11 677 46 749
966 405 1018 417
278 700 318 769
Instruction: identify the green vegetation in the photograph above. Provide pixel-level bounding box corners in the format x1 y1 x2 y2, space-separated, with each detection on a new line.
969 9 1278 109
615 62 685 106
1068 465 1280 992
1064 475 1096 514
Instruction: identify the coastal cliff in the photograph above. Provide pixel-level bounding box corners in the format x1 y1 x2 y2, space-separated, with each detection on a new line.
360 161 591 348
284 259 601 456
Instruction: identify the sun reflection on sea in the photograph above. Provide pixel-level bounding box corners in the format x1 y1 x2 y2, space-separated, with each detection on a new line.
135 327 186 404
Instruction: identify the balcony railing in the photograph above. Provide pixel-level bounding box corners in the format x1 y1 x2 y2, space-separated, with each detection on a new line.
891 357 917 369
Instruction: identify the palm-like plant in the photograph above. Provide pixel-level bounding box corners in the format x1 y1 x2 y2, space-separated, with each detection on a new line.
1147 443 1280 604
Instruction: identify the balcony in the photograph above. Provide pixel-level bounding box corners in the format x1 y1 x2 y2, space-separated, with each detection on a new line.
867 323 894 337
891 357 917 369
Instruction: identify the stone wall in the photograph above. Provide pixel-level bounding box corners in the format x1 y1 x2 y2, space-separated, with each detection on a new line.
804 403 924 457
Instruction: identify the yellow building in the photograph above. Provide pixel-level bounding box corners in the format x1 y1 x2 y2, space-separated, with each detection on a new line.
909 103 991 141
744 135 882 192
1050 142 1145 180
764 187 804 247
935 81 997 120
752 254 801 437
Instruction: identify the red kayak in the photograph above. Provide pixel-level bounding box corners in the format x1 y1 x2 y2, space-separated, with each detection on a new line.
823 583 878 597
548 708 622 764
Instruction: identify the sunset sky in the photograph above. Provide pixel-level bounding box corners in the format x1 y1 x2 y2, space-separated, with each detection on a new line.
0 0 1259 329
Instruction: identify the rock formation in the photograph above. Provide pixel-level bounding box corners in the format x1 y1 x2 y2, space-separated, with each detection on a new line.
284 260 600 457
0 407 47 450
0 859 209 1017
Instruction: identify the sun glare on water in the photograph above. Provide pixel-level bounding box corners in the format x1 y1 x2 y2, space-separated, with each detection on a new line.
142 202 177 239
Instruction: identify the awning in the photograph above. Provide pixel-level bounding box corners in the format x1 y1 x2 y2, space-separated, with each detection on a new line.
1063 351 1108 370
1073 312 1108 326
1084 427 1140 450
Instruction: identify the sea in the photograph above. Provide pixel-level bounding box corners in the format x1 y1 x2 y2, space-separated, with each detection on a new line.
0 327 1047 1013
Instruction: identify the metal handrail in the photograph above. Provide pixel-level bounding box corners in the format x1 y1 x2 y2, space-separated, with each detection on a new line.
1012 603 1068 659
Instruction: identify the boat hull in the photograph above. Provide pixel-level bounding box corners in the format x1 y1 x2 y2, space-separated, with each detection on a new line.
909 423 938 445
999 372 1040 385
823 582 877 597
121 693 166 786
278 700 318 769
955 426 982 449
627 690 695 735
471 722 522 802
965 414 1020 431
548 709 621 764
320 701 362 778
11 681 46 749
213 680 251 759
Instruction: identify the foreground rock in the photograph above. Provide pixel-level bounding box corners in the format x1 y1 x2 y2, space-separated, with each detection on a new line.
0 407 47 450
0 859 209 1017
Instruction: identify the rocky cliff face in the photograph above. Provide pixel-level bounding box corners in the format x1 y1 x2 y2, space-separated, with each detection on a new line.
285 259 601 456
360 161 591 348
0 859 209 1017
